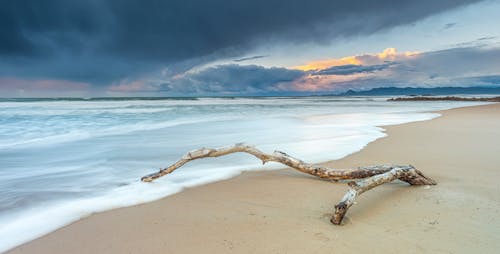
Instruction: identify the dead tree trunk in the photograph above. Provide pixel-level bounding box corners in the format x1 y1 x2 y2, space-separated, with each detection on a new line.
141 143 436 225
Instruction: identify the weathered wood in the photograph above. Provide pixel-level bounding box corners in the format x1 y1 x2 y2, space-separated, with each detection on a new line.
142 143 399 182
331 165 436 225
141 143 436 225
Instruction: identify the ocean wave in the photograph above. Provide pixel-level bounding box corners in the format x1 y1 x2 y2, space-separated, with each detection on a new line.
0 116 234 150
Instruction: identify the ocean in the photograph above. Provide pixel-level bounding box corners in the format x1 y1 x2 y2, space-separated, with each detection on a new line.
0 97 486 251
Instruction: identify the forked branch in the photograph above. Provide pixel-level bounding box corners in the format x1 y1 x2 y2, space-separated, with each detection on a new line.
331 165 436 225
141 143 436 225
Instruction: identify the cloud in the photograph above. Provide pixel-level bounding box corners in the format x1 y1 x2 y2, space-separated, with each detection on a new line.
99 46 500 95
454 75 500 86
293 46 500 92
315 63 394 75
452 36 498 48
443 22 457 29
0 77 90 97
156 64 304 95
108 80 151 93
398 46 500 77
233 55 269 62
2 45 492 97
294 48 419 71
0 0 481 86
477 36 497 41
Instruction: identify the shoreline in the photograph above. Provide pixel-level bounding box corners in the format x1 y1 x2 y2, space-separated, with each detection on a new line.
7 103 500 253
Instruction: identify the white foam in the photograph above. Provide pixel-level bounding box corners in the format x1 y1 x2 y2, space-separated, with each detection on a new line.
0 164 264 253
0 181 181 252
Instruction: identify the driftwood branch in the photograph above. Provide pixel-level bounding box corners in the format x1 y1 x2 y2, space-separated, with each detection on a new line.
331 165 436 225
141 143 436 225
143 143 396 182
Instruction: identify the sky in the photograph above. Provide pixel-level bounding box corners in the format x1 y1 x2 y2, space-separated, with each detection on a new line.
1 0 499 97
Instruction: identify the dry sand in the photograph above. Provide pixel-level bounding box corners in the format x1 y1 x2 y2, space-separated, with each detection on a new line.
8 103 500 254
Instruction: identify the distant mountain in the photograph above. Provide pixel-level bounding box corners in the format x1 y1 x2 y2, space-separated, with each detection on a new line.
337 87 500 96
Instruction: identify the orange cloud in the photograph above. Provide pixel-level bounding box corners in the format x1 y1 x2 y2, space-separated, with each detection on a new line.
294 56 363 71
376 47 419 60
293 48 419 71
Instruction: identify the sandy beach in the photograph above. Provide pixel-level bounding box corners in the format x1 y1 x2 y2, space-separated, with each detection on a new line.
7 103 500 254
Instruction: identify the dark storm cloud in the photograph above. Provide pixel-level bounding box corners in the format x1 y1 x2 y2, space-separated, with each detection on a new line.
0 0 482 84
159 65 304 94
315 63 393 75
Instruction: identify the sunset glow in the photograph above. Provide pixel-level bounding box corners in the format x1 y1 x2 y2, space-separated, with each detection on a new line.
293 56 363 71
293 48 420 71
